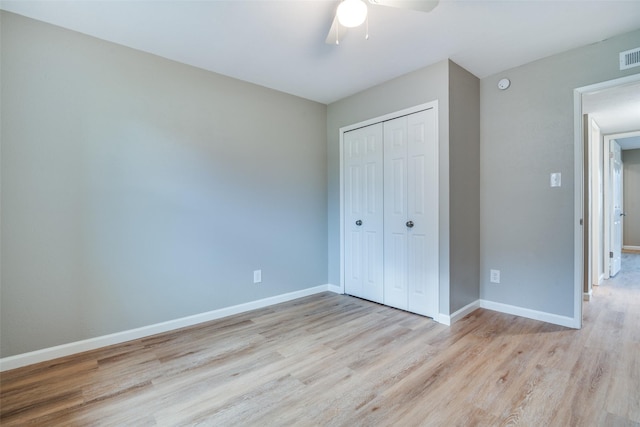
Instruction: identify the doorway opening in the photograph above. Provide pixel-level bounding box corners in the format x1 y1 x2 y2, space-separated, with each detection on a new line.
574 74 640 326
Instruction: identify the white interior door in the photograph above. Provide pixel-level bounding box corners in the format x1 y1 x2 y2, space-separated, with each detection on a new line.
383 109 438 317
343 124 384 302
383 116 409 310
406 109 438 317
610 139 623 277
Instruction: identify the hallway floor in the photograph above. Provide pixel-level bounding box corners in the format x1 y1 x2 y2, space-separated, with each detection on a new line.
601 252 640 290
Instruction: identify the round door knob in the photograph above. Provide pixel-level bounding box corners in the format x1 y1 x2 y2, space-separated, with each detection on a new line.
355 220 363 226
406 220 414 228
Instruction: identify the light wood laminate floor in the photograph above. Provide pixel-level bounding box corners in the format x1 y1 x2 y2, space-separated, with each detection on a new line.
2 255 639 426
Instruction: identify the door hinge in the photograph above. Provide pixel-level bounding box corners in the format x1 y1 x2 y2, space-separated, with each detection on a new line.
610 152 614 159
610 251 614 258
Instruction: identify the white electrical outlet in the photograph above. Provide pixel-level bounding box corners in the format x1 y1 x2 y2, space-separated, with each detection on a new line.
253 270 262 284
490 269 501 284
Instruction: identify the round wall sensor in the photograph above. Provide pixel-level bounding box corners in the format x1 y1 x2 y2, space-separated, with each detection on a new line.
498 78 511 90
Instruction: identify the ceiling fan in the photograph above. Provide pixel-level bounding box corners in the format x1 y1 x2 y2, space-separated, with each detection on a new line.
326 0 439 45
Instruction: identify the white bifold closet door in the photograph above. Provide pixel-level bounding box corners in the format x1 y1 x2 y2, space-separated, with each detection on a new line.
343 123 384 303
383 109 438 317
343 107 438 318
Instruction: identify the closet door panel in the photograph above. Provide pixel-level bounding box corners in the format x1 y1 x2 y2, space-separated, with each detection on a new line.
385 231 407 309
344 124 384 303
407 109 438 317
384 116 409 310
346 230 363 296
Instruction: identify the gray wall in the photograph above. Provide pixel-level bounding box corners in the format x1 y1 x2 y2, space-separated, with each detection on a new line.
480 29 640 317
1 12 328 357
449 62 480 313
623 149 640 246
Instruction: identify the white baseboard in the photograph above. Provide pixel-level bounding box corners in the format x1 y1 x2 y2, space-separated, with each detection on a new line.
436 314 448 325
480 299 579 329
438 300 481 326
436 313 450 325
623 245 640 251
0 285 332 372
327 284 343 294
583 291 592 301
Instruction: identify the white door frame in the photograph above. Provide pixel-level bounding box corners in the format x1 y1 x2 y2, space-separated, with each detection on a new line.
583 114 601 301
573 73 640 328
588 117 601 293
339 101 439 301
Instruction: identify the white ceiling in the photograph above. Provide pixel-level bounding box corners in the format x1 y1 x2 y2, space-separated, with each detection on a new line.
616 136 640 150
3 0 640 105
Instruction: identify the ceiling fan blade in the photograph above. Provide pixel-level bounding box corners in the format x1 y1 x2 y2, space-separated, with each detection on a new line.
325 15 348 45
367 0 439 13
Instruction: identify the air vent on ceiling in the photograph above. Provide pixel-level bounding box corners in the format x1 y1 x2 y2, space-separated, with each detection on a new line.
620 47 640 70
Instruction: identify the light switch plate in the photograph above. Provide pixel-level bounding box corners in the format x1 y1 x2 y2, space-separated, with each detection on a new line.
253 270 262 284
550 172 561 187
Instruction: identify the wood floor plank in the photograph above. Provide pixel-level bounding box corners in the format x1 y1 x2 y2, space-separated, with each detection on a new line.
552 340 615 425
2 254 639 425
23 386 161 427
606 341 640 423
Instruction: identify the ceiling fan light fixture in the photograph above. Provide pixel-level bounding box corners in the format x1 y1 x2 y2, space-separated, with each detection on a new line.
337 0 368 28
